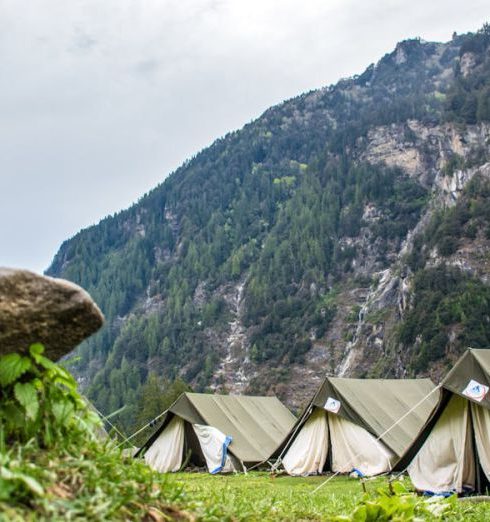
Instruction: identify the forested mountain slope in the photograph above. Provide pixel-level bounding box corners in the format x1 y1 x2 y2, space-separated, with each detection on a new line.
48 26 490 431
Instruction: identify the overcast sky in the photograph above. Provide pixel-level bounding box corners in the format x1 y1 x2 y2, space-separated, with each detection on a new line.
1 1 488 273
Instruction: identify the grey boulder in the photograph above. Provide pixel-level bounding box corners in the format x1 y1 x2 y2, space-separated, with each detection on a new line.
0 268 104 360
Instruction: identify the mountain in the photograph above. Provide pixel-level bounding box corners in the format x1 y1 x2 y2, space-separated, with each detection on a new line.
48 25 490 432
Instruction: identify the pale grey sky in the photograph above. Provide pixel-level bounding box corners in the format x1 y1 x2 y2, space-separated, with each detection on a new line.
1 0 488 273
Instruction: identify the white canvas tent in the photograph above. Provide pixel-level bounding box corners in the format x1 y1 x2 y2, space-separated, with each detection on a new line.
136 392 296 474
396 349 490 494
273 377 438 477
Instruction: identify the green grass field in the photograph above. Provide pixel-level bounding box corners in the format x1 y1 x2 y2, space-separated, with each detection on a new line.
177 472 370 520
174 472 490 521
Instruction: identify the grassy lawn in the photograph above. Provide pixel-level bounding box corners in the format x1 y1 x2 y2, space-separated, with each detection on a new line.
175 472 490 521
177 472 389 520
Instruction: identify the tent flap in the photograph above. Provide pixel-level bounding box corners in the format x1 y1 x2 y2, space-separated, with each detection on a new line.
471 402 490 483
144 416 184 473
282 408 328 476
192 424 237 473
329 414 396 476
407 394 475 493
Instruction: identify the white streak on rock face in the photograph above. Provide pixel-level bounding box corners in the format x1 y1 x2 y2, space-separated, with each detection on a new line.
434 162 490 207
211 279 256 393
460 52 476 77
336 269 394 377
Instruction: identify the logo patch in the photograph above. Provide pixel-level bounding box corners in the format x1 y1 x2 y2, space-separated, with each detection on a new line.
462 379 489 402
324 397 341 413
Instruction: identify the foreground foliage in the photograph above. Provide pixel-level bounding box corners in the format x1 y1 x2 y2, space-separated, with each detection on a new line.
0 345 202 521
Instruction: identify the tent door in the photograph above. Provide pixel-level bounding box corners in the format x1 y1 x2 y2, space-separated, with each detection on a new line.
282 408 329 475
192 424 237 473
183 421 207 468
144 415 185 473
327 413 396 476
407 394 475 493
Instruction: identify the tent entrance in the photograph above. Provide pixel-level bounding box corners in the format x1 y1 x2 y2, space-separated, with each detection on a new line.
328 413 396 476
144 415 185 473
282 408 329 475
183 421 206 468
281 407 395 476
144 416 238 474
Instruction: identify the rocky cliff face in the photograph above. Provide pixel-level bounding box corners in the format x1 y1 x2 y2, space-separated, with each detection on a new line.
202 121 490 410
47 26 490 425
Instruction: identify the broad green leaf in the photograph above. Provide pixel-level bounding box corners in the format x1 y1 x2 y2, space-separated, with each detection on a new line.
1 403 27 429
29 343 57 370
14 382 39 420
351 505 367 522
0 354 31 386
0 477 15 500
52 399 75 426
53 374 77 392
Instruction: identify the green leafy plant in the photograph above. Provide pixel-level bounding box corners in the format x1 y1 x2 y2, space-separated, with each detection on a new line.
0 343 100 450
333 480 457 521
0 345 205 520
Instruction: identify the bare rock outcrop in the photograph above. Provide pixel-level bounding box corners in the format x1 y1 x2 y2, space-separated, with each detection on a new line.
0 268 104 360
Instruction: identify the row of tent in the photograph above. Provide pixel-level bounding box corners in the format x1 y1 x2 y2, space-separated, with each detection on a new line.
136 348 490 495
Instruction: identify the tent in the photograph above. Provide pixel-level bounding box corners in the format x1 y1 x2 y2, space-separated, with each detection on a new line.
273 377 438 477
396 349 490 494
136 392 297 473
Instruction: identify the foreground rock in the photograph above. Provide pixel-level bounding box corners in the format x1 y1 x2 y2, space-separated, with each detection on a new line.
0 268 104 360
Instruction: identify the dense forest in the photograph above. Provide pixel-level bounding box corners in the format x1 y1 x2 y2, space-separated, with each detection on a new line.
48 25 490 433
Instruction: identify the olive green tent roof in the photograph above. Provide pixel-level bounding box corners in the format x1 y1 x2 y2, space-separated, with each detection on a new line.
442 349 490 409
139 393 297 464
275 377 439 458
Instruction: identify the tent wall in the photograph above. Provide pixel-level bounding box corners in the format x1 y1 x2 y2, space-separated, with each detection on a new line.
407 394 475 493
144 416 185 473
282 408 329 475
329 414 396 475
471 402 490 484
394 390 452 472
281 407 397 477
